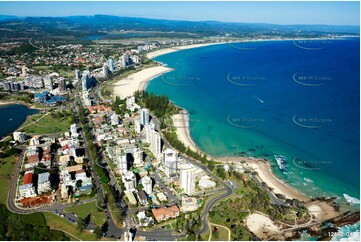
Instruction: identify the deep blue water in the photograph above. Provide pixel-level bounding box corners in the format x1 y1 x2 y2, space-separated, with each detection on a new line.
0 104 39 138
147 39 360 203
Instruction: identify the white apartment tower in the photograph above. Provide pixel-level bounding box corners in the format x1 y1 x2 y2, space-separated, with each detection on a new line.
162 148 178 177
150 131 162 159
123 171 136 191
117 151 128 174
140 108 149 126
133 148 144 167
180 163 196 195
145 123 155 144
134 119 141 133
141 176 153 195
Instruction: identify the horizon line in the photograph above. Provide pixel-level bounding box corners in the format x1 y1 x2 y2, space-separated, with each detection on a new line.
0 14 359 27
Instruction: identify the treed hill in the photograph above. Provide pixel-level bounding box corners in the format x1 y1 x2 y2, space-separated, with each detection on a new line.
0 14 359 42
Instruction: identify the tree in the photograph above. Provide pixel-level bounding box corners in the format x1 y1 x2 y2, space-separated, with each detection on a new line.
217 166 227 179
84 214 91 226
77 217 85 231
93 226 103 239
207 159 215 171
101 221 109 233
76 180 83 189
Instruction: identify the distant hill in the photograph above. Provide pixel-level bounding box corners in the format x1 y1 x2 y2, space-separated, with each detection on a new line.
0 15 23 21
0 14 359 41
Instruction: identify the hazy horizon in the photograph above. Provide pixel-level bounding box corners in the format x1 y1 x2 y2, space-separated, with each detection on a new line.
0 1 359 26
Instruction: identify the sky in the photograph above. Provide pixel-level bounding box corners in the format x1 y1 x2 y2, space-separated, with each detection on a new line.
0 1 359 26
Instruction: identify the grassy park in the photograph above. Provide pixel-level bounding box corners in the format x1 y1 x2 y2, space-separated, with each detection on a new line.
43 212 97 241
19 110 73 134
64 201 107 226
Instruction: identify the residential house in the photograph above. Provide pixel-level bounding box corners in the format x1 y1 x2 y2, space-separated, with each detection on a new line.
151 205 180 222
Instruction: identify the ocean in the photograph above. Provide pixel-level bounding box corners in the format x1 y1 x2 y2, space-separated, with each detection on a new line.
147 38 360 240
0 104 39 138
146 38 360 205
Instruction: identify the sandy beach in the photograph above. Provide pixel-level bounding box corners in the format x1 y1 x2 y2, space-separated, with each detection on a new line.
246 213 283 240
306 201 341 222
171 111 201 154
246 158 310 202
112 66 172 99
146 42 226 59
218 156 309 202
172 110 309 202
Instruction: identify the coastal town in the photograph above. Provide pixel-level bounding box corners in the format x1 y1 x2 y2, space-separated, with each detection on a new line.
0 5 359 242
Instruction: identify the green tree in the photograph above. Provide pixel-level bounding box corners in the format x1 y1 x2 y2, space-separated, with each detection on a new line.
93 226 103 239
77 217 86 231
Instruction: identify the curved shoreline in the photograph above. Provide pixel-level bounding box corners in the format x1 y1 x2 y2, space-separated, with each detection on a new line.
114 40 355 219
112 66 173 99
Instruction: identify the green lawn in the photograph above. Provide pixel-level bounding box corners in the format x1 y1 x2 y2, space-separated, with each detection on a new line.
20 111 72 135
0 156 16 204
64 201 107 226
0 179 10 204
0 156 16 176
43 212 97 241
210 225 229 241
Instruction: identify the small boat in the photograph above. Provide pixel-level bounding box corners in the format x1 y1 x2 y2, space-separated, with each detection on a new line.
254 95 264 103
9 118 12 121
274 155 288 172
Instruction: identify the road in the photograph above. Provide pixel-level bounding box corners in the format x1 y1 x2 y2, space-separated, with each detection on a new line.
151 116 235 236
6 86 232 241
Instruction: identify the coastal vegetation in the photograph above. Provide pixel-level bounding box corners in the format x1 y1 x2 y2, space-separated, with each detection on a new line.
208 171 311 240
134 90 180 119
0 204 70 240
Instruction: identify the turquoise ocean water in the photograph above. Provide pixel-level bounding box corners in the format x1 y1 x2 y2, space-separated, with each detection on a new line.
147 39 360 240
147 39 360 206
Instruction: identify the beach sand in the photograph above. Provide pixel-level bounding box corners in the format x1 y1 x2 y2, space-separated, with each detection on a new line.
306 202 341 222
171 109 343 224
113 41 342 225
246 158 310 202
146 42 225 59
172 110 309 202
171 111 202 154
112 66 172 99
246 213 283 240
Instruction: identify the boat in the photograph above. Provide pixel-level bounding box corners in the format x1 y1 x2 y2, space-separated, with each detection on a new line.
254 95 264 103
274 155 288 172
9 118 12 121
